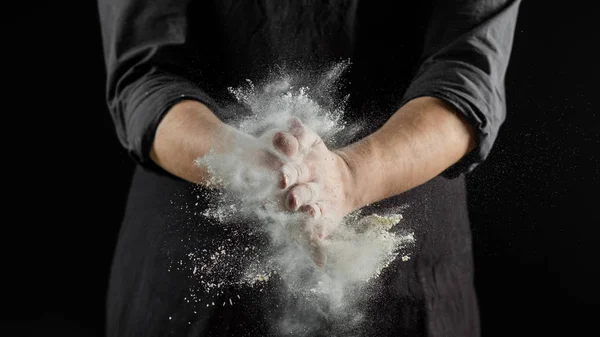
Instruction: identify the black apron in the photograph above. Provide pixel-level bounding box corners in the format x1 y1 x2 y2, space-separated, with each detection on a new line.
107 1 479 336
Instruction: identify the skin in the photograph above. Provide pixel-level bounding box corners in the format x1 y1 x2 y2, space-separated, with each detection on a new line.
150 100 285 183
151 96 475 266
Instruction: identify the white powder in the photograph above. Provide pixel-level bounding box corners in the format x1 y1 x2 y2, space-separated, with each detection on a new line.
187 63 416 334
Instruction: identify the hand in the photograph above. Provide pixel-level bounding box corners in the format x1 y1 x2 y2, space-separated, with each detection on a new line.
151 100 291 186
192 125 288 191
271 117 357 267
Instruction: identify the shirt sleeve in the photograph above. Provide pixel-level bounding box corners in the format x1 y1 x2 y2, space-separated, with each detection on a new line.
401 0 522 178
97 0 218 167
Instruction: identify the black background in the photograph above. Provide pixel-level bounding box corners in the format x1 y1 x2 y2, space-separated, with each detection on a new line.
5 1 598 336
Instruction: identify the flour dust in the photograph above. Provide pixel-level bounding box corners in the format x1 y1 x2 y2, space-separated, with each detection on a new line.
180 62 416 335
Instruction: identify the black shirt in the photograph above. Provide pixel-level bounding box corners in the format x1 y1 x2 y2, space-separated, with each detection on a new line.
98 1 521 336
98 0 521 177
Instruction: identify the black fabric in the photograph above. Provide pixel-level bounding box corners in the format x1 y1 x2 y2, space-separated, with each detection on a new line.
98 1 521 336
107 167 477 337
98 0 521 175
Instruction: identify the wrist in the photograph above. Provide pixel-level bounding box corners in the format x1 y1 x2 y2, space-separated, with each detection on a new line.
334 137 379 212
332 150 358 214
150 100 225 183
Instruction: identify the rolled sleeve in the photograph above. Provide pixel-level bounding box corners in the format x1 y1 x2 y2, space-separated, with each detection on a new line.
97 0 217 167
113 71 217 166
402 0 522 177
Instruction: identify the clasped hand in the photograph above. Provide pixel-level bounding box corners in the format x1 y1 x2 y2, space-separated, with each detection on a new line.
258 117 357 267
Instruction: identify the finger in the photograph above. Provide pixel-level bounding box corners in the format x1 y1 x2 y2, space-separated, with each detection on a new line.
299 203 322 220
280 161 311 189
286 182 320 211
311 206 337 240
300 220 327 267
296 219 327 267
272 131 299 158
313 221 324 240
310 240 327 268
287 117 322 154
257 149 283 172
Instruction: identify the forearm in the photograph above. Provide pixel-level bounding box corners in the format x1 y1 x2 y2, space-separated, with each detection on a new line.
150 100 234 184
337 96 476 210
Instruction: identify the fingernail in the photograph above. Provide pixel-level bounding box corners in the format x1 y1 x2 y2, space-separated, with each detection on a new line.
280 174 287 188
288 117 303 131
300 205 315 217
273 131 284 143
287 194 297 210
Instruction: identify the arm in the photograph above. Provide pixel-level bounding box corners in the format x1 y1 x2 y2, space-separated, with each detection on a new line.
280 1 521 251
279 0 521 266
149 100 230 183
337 96 475 209
339 0 522 209
97 0 222 180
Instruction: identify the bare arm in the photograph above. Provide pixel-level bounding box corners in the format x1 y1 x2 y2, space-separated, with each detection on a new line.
150 100 294 185
336 0 522 207
337 96 475 210
150 100 226 183
273 97 475 266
